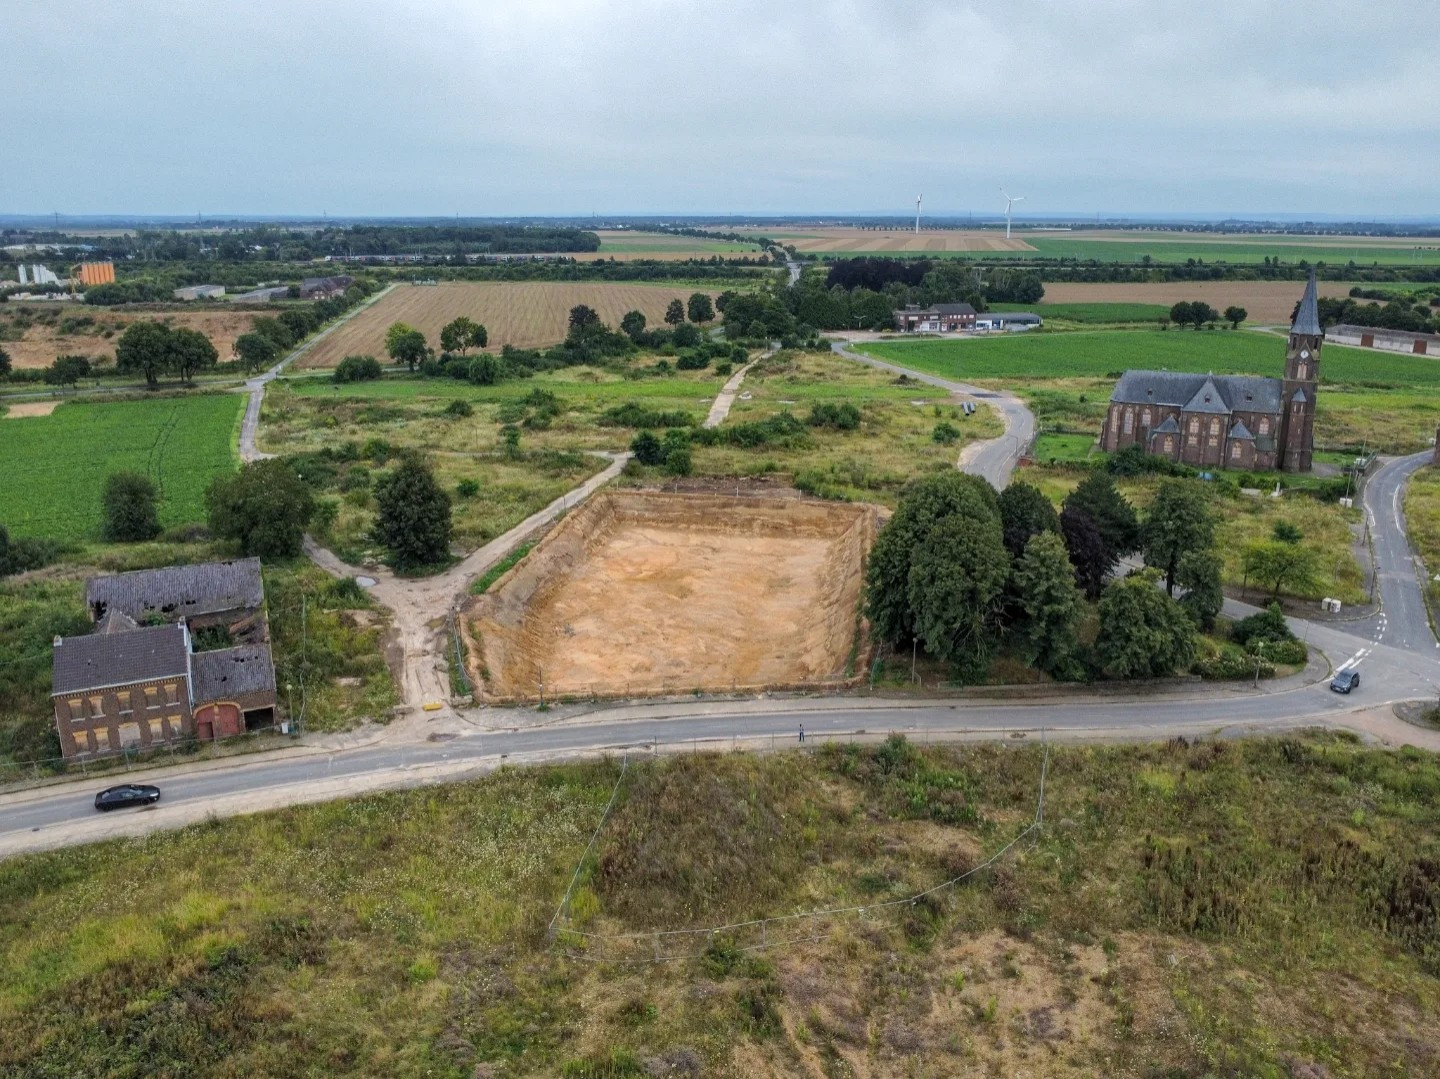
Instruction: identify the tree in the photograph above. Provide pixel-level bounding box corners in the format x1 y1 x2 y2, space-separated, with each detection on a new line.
115 321 173 388
386 327 428 371
1175 549 1224 630
385 322 417 355
1010 531 1084 678
1242 540 1320 600
1191 302 1219 329
1141 480 1214 594
44 355 91 388
998 481 1060 558
373 454 452 569
568 305 601 331
687 292 715 324
1096 570 1197 678
1059 504 1112 600
1169 301 1193 330
664 299 685 326
1063 472 1139 560
0 345 11 379
672 322 701 348
620 310 647 341
251 316 295 351
277 308 316 344
906 514 1009 680
441 316 486 355
234 332 280 374
170 327 218 382
101 471 161 542
334 354 382 383
467 354 501 385
205 458 316 559
630 430 665 466
865 471 1001 646
1224 305 1248 329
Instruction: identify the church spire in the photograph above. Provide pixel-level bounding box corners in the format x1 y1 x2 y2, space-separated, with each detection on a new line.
1291 271 1321 337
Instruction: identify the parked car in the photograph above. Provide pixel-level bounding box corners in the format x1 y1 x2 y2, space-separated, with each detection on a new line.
1330 669 1361 694
94 783 161 811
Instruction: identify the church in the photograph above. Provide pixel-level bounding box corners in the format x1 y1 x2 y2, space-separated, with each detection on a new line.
1098 274 1319 472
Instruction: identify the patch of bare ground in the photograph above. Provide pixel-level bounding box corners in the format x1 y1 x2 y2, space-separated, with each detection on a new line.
1 400 59 418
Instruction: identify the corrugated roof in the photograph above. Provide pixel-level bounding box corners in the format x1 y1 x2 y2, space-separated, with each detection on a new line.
191 645 276 704
87 558 264 625
1291 272 1321 336
52 624 189 696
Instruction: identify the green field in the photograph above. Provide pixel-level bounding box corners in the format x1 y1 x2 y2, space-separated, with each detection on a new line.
0 395 243 539
996 302 1171 324
858 330 1440 387
1021 236 1440 265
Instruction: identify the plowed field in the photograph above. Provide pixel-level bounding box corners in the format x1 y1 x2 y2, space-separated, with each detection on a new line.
1037 280 1359 323
296 282 720 368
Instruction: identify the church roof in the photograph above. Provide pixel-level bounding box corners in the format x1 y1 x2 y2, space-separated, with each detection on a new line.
1291 271 1321 336
1183 378 1231 414
1292 387 1309 403
1229 420 1255 440
1149 416 1180 435
1110 371 1282 414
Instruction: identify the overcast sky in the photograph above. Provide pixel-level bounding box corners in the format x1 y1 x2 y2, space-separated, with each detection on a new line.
3 1 1436 219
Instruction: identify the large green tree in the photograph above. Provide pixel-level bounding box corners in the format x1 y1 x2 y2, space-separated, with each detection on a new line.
865 471 1000 646
1096 570 1197 678
205 458 316 559
386 326 429 371
1141 480 1215 595
440 316 487 355
0 345 11 378
44 355 91 388
101 471 162 542
687 292 715 324
906 514 1009 680
620 310 647 341
1242 540 1320 600
1176 549 1224 630
998 481 1060 558
171 327 219 383
1063 472 1139 561
664 299 685 326
114 321 174 388
1010 531 1084 678
234 332 281 374
373 454 452 569
1059 504 1112 600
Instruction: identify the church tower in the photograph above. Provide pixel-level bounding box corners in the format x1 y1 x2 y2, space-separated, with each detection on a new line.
1278 272 1320 472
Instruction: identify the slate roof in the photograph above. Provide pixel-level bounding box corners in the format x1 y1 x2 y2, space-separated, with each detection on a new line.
1183 378 1231 414
87 558 264 624
1110 371 1282 414
52 624 189 696
1291 272 1321 336
1149 416 1180 435
191 645 277 704
933 303 976 316
1229 420 1255 440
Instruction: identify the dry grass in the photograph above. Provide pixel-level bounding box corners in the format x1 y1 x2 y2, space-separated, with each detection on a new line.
774 227 1035 253
0 302 261 369
295 282 721 368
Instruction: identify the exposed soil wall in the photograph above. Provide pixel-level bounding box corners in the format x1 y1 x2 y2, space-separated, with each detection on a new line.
464 491 877 703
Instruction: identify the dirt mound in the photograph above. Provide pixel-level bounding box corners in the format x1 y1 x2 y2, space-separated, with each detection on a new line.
464 491 878 702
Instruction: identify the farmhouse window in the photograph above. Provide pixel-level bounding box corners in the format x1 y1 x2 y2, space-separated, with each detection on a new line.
117 722 141 747
164 683 179 706
117 691 132 714
148 718 166 741
67 698 82 720
89 696 104 719
145 687 160 709
1123 410 1133 435
75 729 94 754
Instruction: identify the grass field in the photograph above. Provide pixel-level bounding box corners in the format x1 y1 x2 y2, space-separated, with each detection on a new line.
295 282 722 368
0 394 242 538
4 735 1438 1076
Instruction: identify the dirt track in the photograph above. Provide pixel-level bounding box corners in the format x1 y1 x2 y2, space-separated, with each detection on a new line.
467 491 878 701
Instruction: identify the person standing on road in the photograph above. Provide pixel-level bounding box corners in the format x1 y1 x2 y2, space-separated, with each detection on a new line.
798 724 805 743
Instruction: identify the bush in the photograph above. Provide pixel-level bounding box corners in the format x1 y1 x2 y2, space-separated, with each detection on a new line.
600 402 692 428
630 430 666 466
932 421 961 444
456 478 480 498
1194 647 1273 681
1230 602 1295 649
675 350 710 371
443 399 473 418
467 354 502 385
714 360 733 377
808 403 861 430
100 471 162 542
333 354 382 383
663 445 693 476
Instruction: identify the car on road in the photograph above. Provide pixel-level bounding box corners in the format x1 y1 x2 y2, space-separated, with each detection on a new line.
1330 669 1361 694
94 783 161 811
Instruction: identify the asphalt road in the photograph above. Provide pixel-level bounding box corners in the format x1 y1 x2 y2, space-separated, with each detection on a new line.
830 340 1035 489
1354 452 1435 654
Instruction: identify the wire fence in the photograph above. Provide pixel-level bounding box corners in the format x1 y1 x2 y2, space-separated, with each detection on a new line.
549 737 1050 965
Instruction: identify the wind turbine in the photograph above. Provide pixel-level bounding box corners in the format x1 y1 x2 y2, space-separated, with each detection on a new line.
915 194 923 234
1002 188 1024 239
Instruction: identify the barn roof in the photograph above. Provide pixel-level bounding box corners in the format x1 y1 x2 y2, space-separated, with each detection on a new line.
86 558 264 625
191 645 276 704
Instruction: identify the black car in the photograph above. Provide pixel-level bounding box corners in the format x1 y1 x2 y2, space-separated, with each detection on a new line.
1330 669 1361 694
94 783 161 811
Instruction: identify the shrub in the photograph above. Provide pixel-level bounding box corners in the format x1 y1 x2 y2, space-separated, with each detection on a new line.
333 354 382 383
675 350 710 371
932 421 961 444
808 402 861 430
630 430 666 466
456 478 480 498
100 471 162 543
443 399 473 418
1230 602 1295 649
467 354 502 385
600 402 692 428
714 360 733 377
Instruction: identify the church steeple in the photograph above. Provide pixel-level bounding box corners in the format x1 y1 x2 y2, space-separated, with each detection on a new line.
1279 271 1320 472
1290 270 1321 338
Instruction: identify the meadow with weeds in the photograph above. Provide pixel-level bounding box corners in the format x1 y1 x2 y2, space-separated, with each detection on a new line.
3 735 1439 1076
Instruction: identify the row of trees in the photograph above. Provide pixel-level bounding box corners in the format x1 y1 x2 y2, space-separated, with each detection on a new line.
1165 301 1247 330
866 471 1231 682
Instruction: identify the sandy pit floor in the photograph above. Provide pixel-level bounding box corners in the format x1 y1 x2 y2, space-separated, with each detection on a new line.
465 491 877 701
2 400 60 418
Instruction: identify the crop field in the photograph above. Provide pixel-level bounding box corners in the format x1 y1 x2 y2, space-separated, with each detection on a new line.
295 282 722 368
754 227 1035 253
1035 280 1362 323
995 302 1170 324
578 229 764 260
0 394 242 538
0 302 263 369
5 737 1439 1076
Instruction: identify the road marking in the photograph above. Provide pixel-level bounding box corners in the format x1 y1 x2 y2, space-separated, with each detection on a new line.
1393 486 1404 534
1335 648 1370 672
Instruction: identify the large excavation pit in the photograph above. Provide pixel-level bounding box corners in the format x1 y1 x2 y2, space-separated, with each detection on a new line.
464 491 878 702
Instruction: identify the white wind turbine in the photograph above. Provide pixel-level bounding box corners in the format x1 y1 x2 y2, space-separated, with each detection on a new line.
915 194 923 234
1002 188 1024 239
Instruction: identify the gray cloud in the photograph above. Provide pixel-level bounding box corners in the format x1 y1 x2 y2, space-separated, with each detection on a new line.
2 0 1435 217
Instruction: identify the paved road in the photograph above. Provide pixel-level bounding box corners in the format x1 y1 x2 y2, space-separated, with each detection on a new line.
1352 452 1435 654
830 340 1035 488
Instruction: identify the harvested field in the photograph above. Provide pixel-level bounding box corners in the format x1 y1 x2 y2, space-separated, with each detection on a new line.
296 282 721 368
1038 280 1359 323
769 227 1035 254
1 401 59 418
578 229 764 260
0 302 263 369
466 490 877 701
